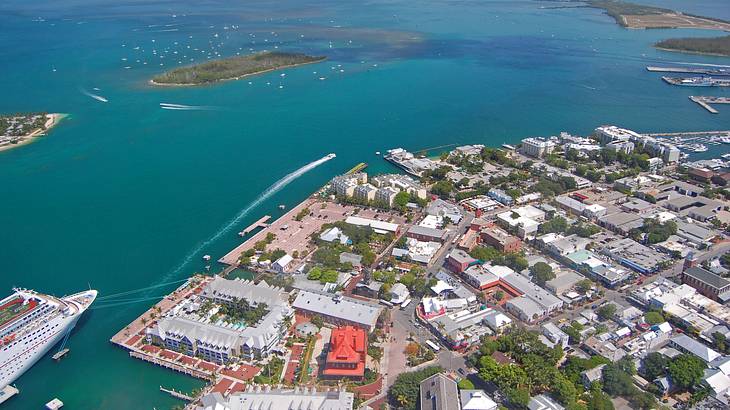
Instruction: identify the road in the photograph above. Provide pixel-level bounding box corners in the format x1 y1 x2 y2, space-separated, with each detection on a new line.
390 299 467 377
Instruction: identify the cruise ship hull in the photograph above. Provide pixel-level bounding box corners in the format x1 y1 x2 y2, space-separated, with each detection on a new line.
0 289 96 389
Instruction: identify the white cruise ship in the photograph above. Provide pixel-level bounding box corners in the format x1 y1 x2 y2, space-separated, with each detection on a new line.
0 288 96 388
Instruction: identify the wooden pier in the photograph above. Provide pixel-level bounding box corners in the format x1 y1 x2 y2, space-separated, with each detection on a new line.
130 351 212 380
160 386 194 401
240 215 271 236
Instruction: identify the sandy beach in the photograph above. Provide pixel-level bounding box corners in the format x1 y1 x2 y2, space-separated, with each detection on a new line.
0 113 65 153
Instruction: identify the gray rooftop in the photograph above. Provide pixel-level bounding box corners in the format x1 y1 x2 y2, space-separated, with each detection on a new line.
292 290 382 329
197 386 354 410
420 373 460 410
684 267 730 291
599 211 642 228
408 224 447 240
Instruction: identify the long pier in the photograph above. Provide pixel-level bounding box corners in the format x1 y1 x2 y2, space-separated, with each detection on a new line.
239 215 271 236
130 351 212 380
690 96 730 114
160 386 194 401
647 66 730 76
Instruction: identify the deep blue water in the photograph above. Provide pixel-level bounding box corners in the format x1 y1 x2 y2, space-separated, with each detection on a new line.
0 0 728 408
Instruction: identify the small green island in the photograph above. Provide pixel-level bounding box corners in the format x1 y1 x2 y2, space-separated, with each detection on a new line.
655 35 730 57
150 51 327 86
1 113 63 153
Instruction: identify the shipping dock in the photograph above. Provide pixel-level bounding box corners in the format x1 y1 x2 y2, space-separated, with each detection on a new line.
661 76 730 87
689 96 730 114
647 66 730 76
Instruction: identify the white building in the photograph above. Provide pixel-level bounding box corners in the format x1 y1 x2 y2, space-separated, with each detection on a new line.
147 277 293 361
197 386 354 410
520 137 557 158
272 254 293 273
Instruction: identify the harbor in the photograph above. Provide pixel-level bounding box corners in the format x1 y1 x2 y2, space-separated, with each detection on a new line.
689 96 730 114
641 130 730 153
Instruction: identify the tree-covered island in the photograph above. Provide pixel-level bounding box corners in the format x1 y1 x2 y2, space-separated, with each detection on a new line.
655 35 730 57
150 51 327 86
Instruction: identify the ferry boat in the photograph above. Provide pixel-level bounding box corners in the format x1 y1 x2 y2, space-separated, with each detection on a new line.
0 288 97 389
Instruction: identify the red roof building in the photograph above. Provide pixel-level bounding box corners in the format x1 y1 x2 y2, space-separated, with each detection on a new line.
322 326 367 378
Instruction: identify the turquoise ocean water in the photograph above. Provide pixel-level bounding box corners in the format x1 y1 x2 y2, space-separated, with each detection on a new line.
0 0 729 408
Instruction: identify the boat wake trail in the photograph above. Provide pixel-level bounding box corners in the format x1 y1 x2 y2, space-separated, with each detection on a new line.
81 88 109 103
163 153 336 280
160 102 215 111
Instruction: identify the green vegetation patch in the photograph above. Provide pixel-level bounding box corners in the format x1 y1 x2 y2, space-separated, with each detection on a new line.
152 51 326 85
655 35 730 57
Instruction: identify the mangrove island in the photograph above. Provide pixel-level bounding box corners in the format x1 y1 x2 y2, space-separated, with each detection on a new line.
655 35 730 57
0 113 64 153
150 51 327 86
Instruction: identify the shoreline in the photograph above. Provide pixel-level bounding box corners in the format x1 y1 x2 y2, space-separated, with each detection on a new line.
654 46 730 58
148 58 327 87
0 113 66 153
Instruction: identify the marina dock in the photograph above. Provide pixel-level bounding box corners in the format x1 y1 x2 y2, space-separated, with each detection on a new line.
160 386 194 401
690 96 730 114
239 215 271 236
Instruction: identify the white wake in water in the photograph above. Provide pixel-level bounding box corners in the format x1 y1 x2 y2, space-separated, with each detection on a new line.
81 88 109 103
160 102 215 111
164 153 336 279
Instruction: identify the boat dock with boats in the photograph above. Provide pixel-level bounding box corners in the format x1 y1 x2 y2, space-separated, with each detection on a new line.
641 130 730 153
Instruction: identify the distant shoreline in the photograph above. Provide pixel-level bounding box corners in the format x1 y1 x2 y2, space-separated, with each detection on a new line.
654 46 730 58
0 113 65 153
149 57 327 87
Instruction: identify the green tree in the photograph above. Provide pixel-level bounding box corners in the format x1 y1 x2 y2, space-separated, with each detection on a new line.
507 388 530 409
430 180 454 198
530 262 555 286
387 366 443 410
586 382 614 410
640 352 668 381
644 311 664 325
596 304 616 321
667 354 706 391
562 325 581 345
539 216 568 234
393 191 410 211
576 279 593 293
